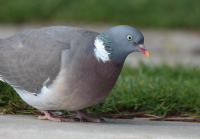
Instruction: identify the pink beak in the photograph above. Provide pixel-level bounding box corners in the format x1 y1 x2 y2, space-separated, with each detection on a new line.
135 44 150 58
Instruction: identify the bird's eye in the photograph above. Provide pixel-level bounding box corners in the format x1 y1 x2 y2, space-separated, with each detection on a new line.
126 35 132 41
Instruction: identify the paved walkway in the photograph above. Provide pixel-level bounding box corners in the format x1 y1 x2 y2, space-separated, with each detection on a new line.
1 24 200 66
1 115 200 139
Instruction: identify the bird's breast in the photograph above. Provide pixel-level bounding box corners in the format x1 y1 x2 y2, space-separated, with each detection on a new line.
64 54 123 110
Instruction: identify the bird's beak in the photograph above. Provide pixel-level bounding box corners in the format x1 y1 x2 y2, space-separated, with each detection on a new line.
135 44 150 58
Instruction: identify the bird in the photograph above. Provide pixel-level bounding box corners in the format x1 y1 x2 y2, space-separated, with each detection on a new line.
0 25 150 122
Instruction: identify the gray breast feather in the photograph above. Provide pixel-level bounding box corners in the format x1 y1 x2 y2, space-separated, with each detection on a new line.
0 27 74 93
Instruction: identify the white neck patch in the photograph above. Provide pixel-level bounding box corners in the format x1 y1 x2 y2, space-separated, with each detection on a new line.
94 37 110 62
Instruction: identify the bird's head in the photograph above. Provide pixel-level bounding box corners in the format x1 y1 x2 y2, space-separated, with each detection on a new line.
94 25 150 63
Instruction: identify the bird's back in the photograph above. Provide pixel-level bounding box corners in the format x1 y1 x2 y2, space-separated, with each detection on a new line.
0 26 98 94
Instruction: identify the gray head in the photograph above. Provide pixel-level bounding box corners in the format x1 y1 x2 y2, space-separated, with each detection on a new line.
94 25 150 64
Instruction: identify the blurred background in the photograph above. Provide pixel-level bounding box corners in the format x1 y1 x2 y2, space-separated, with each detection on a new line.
0 0 200 65
0 0 200 66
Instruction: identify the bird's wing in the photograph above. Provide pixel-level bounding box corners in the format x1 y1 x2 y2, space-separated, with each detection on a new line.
0 26 74 94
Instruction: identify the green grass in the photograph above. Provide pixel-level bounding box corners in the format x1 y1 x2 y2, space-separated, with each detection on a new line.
0 63 200 117
0 0 200 29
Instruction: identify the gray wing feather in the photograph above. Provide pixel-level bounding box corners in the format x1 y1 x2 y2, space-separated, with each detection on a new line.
0 26 74 93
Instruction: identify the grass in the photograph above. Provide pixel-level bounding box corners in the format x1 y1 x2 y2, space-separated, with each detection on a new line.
0 0 200 29
0 63 200 118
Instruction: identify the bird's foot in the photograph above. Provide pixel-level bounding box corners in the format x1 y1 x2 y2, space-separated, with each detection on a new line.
38 110 78 122
74 110 105 123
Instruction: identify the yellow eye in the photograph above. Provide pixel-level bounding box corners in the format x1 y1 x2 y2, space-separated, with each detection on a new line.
127 35 132 41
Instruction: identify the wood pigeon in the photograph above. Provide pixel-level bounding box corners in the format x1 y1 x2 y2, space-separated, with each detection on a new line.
0 25 150 122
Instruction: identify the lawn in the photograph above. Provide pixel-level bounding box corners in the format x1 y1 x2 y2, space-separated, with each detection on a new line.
1 63 200 119
0 0 200 29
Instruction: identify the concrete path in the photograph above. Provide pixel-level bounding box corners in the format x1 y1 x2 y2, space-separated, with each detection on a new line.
0 115 200 139
1 24 200 66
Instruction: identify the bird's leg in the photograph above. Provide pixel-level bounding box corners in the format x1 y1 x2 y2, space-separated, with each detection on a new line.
38 110 78 122
75 110 105 123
